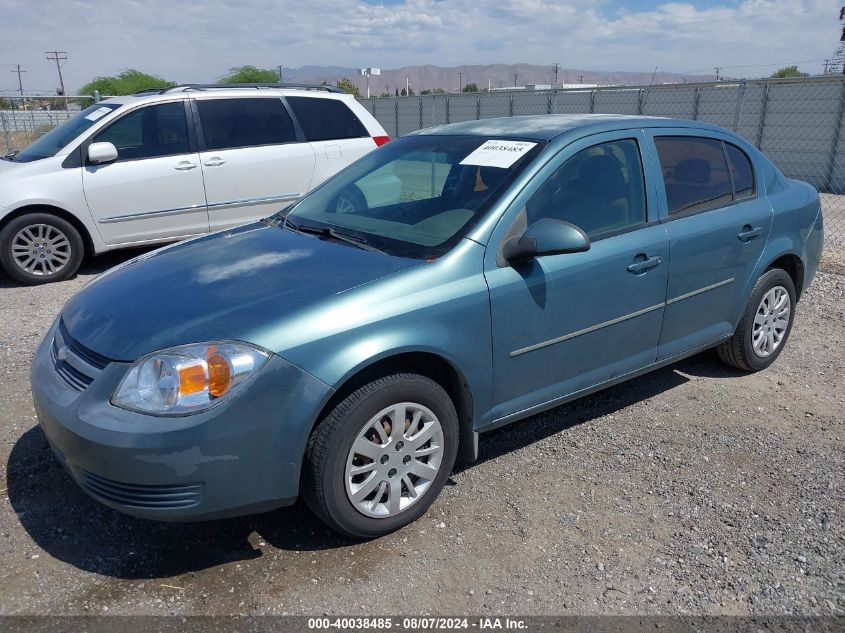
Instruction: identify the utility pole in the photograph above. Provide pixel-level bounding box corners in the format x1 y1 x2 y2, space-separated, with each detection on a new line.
553 62 560 85
715 66 721 81
457 71 462 93
406 76 410 95
513 73 518 88
11 64 26 95
824 59 831 73
46 51 68 95
278 65 283 82
579 74 584 84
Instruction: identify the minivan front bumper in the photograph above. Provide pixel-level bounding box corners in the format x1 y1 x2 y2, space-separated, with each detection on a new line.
31 319 332 521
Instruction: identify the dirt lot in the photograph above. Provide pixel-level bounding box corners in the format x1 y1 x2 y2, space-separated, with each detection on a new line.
0 251 843 617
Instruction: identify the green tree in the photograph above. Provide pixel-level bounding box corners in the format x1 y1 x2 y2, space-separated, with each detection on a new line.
218 66 281 84
400 87 415 96
770 65 808 78
432 88 446 94
462 82 479 93
79 69 176 97
336 78 360 97
0 96 11 108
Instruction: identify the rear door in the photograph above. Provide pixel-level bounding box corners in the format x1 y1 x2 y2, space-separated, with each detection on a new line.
82 100 209 245
194 97 316 231
646 131 773 360
286 96 377 190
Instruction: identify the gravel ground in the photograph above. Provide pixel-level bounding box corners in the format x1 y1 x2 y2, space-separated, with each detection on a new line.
0 251 843 617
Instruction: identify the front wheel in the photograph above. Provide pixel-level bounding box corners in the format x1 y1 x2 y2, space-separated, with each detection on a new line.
303 373 458 538
717 268 797 372
0 213 84 285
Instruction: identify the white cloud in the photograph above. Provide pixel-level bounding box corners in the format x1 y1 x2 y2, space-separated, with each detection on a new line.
0 0 833 93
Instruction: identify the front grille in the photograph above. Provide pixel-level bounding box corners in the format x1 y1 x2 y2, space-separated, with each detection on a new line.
77 468 204 510
58 320 110 369
51 321 111 392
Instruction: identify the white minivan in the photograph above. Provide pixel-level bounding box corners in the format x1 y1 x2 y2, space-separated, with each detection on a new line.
0 84 393 284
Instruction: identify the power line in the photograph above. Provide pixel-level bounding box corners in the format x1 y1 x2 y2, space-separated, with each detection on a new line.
45 51 67 95
11 64 26 95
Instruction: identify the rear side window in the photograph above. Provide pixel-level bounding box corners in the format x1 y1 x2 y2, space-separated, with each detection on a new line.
725 142 755 199
196 98 296 150
94 102 189 161
286 97 369 142
655 137 733 215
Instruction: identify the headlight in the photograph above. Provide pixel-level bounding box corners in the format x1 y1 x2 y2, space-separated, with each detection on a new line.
112 342 270 415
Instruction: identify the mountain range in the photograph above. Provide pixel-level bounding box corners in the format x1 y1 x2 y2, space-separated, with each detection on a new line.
280 64 716 95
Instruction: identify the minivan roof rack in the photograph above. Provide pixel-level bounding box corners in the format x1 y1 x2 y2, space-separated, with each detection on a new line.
157 83 346 94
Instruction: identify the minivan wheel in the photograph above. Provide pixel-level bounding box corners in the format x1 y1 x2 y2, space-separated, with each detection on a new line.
717 268 796 372
303 373 458 539
0 213 84 285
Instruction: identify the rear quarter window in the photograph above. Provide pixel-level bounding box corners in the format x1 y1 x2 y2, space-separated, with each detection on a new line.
725 142 755 199
286 97 369 142
196 98 297 150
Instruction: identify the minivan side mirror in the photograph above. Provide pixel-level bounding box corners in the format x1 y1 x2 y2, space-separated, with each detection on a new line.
502 218 590 264
87 142 118 165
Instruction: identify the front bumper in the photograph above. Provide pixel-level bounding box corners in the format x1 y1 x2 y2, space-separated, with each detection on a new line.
31 320 333 521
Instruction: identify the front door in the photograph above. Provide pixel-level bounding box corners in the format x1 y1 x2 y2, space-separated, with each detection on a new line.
82 100 209 245
485 132 669 422
193 97 317 231
647 132 774 360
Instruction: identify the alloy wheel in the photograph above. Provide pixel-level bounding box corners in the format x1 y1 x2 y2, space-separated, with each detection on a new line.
11 223 72 277
752 285 790 358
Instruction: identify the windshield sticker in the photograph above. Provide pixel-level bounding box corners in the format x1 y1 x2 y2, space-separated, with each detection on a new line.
459 140 537 169
84 106 113 122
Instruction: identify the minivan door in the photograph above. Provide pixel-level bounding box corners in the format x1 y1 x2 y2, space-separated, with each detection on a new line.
647 132 774 361
193 97 317 231
82 101 209 245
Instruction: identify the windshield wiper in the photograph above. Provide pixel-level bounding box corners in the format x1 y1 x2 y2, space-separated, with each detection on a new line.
282 217 386 254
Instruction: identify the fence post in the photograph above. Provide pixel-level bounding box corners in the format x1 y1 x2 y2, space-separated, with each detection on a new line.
509 92 514 117
824 80 845 193
637 88 645 115
692 86 701 120
589 90 596 113
0 110 11 154
755 83 770 149
732 80 747 133
394 97 399 137
419 97 424 130
446 96 450 124
476 94 481 120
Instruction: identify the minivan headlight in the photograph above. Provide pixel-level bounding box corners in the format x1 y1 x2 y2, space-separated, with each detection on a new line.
112 342 270 415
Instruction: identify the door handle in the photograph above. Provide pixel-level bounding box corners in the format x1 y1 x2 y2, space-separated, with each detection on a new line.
627 255 663 274
174 161 197 171
738 225 763 242
203 157 226 167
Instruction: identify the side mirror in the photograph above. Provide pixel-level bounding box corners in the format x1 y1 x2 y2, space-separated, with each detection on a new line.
502 218 590 264
87 142 118 164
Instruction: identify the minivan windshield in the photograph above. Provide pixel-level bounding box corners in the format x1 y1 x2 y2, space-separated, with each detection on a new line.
6 103 120 163
285 134 544 259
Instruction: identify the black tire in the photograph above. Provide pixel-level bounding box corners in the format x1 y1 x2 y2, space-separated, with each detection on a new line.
303 373 459 539
717 268 797 372
331 186 367 214
0 213 84 285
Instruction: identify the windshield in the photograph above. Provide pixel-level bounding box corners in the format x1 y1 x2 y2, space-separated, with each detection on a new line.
7 103 121 163
285 135 544 259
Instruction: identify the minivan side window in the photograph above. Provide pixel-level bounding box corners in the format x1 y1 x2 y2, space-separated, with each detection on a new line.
196 98 297 150
655 136 734 215
93 102 190 161
286 97 369 142
525 138 647 240
725 142 755 199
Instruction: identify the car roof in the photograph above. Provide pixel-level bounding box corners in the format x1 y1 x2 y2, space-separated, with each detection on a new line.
412 114 730 142
101 86 353 108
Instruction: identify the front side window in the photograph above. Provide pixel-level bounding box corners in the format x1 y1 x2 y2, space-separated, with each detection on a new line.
655 136 733 215
286 135 543 259
94 102 189 161
9 103 121 163
286 97 369 141
196 98 296 150
526 139 647 240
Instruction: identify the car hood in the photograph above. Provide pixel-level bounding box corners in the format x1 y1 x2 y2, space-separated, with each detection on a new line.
61 222 421 361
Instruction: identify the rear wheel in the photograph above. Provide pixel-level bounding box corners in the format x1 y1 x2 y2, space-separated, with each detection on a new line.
717 268 796 371
0 213 84 285
303 373 458 538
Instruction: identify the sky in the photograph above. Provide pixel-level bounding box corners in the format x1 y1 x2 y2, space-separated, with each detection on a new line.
0 0 834 95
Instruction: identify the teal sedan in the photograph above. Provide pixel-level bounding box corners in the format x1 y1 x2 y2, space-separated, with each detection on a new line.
31 115 823 538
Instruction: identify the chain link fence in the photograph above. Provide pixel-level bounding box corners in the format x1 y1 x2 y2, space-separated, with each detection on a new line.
1 81 842 258
360 77 845 256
